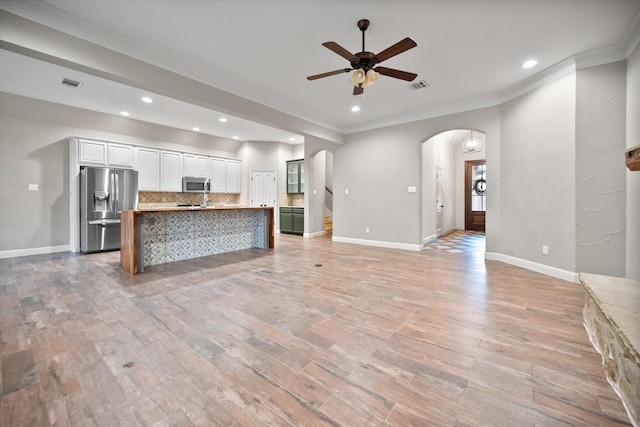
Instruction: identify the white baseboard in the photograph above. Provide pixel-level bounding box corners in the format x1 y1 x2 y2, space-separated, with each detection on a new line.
0 244 70 259
422 234 437 247
485 252 579 283
332 236 422 252
305 230 326 238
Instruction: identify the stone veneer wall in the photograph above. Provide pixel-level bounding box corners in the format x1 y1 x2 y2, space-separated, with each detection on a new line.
141 209 269 267
580 273 640 426
138 191 240 208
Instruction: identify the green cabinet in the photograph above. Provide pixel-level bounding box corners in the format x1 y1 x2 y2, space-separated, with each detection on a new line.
286 159 304 194
280 207 304 235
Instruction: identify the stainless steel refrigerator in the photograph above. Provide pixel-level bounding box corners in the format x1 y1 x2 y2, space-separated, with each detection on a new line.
80 166 138 253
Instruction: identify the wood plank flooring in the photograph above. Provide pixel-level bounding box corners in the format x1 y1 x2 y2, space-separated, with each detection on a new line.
0 232 632 426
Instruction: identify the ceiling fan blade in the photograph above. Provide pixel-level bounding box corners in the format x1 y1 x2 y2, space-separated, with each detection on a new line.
375 66 417 82
373 37 417 63
307 69 352 80
353 85 364 96
322 41 358 62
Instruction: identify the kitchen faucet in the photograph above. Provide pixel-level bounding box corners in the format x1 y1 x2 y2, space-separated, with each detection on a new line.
203 178 210 207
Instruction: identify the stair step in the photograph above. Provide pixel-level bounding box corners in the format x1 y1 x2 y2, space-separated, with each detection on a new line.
324 215 333 232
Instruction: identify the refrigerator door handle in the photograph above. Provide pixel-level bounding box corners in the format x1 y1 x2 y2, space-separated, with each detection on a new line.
114 172 119 214
88 219 121 225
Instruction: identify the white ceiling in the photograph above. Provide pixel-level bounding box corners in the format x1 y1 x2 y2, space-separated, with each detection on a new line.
1 0 639 142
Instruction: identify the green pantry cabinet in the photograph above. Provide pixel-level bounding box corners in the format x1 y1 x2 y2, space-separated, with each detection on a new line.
280 207 304 235
287 159 304 194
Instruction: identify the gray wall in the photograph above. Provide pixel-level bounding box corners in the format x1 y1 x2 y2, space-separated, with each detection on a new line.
498 73 577 272
333 107 500 247
576 61 627 277
627 43 640 281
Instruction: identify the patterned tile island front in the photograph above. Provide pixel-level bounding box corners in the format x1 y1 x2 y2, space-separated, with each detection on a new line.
121 207 274 274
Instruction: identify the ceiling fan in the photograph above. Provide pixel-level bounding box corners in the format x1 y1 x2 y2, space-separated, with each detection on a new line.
307 19 418 95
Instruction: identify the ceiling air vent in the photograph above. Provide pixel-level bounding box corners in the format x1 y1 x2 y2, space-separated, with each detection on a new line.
61 78 83 89
409 80 429 90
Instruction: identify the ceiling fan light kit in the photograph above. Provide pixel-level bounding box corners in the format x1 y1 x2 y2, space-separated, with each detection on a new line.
307 19 418 95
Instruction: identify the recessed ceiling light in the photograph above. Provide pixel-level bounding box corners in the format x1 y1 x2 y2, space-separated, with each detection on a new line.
141 96 153 103
351 106 360 112
289 137 295 141
219 118 228 123
120 111 130 116
522 59 538 69
232 136 239 140
192 127 200 132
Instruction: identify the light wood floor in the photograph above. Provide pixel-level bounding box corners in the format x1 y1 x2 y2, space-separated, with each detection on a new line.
0 232 632 426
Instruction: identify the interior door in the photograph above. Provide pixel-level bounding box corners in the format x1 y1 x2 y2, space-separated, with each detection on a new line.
251 171 276 207
465 160 486 231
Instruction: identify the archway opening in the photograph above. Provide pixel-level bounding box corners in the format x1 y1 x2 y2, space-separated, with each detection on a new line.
421 129 487 251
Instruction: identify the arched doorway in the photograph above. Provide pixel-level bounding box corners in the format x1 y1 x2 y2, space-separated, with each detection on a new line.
421 129 487 246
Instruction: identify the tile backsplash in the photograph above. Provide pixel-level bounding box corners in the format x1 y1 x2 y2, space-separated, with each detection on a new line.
138 191 240 208
279 191 304 207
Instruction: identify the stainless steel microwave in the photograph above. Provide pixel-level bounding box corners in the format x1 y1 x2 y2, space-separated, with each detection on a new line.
182 176 210 193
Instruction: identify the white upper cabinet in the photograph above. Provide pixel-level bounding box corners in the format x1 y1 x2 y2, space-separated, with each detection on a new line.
137 148 160 191
183 154 208 178
160 151 182 192
226 159 241 193
78 139 108 166
77 138 134 168
107 143 134 168
209 157 226 193
209 158 241 193
73 136 240 193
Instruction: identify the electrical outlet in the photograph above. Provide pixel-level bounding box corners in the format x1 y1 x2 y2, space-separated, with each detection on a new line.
345 188 349 194
28 184 38 191
365 227 370 234
542 245 549 255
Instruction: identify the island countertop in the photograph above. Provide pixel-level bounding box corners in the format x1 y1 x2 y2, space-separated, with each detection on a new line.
121 206 274 274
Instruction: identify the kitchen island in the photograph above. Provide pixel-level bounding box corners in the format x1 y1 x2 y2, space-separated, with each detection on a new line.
120 206 274 274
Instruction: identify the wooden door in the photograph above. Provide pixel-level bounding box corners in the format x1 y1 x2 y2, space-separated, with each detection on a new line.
465 160 486 231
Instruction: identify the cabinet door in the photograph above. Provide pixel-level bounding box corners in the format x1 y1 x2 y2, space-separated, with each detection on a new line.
160 151 182 192
137 148 160 191
251 171 276 207
107 143 134 168
183 154 208 178
280 208 293 233
183 154 197 177
287 161 299 193
79 139 107 166
195 156 208 178
292 209 304 235
209 158 226 193
226 160 241 193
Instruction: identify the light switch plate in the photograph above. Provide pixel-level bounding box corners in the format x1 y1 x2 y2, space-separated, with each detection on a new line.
408 186 417 193
28 184 38 191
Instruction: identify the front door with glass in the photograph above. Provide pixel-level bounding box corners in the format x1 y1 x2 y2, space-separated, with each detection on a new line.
465 160 486 231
